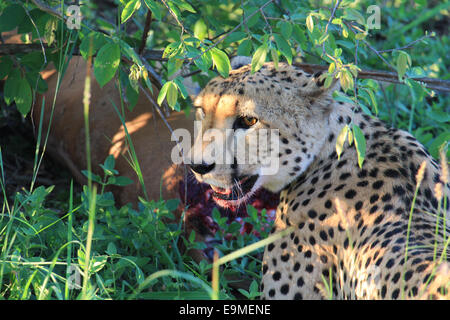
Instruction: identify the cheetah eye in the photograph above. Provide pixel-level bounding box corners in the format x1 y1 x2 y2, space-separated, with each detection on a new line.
234 116 258 129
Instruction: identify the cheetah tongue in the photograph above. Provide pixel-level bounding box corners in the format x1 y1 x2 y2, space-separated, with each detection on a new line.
210 185 232 195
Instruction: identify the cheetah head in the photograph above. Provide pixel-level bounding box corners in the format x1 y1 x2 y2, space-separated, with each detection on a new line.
188 62 338 208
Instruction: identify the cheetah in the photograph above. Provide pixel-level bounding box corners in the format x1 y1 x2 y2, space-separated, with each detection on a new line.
188 61 450 299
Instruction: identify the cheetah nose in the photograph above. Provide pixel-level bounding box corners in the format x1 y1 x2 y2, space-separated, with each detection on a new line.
189 162 215 175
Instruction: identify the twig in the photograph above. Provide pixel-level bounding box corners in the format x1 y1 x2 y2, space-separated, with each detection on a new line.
160 0 189 36
343 21 397 73
2 45 449 92
138 83 174 135
324 0 341 35
259 6 273 35
21 2 47 65
187 0 274 67
139 10 152 55
138 82 188 163
31 0 66 22
378 33 435 53
322 0 341 57
241 0 250 35
353 39 360 105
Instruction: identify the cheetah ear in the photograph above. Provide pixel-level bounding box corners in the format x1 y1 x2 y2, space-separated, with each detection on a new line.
299 70 340 98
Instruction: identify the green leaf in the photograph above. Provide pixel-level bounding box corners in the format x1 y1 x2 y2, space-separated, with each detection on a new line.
0 56 13 79
126 81 139 111
335 125 349 160
352 124 366 169
292 25 307 49
251 43 268 73
332 91 354 105
211 48 231 78
223 32 247 45
0 4 26 32
94 42 121 88
339 69 354 92
343 8 365 25
427 110 450 123
81 170 103 184
194 19 208 40
3 69 21 106
104 155 116 172
166 81 179 108
24 74 48 98
194 49 212 73
162 41 182 59
306 14 314 33
273 34 292 65
167 1 182 21
243 6 261 28
90 255 108 273
143 0 162 20
173 76 189 99
171 0 196 13
106 242 117 255
324 75 334 89
347 128 354 146
121 0 141 24
167 58 184 77
237 39 252 56
157 81 170 106
355 33 367 40
166 198 181 212
279 21 293 39
188 230 196 244
15 78 32 115
115 176 134 186
77 249 87 271
429 132 450 159
44 17 58 46
20 52 46 72
342 24 349 38
363 88 378 114
396 51 411 80
80 32 107 59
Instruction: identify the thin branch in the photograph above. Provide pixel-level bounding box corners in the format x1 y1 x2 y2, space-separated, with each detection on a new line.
353 39 360 105
324 0 341 35
321 0 341 64
2 45 449 92
21 2 47 65
187 0 274 66
138 82 174 135
259 6 273 35
378 33 435 53
30 0 66 22
344 21 397 72
241 0 250 35
160 0 189 36
138 10 152 55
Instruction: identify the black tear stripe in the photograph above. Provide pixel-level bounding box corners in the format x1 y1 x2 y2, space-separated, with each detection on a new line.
231 156 239 183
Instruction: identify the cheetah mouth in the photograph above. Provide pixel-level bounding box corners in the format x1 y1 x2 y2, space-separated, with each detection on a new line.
210 175 259 204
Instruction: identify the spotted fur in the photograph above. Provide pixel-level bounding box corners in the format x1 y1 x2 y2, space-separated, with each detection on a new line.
192 62 450 299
